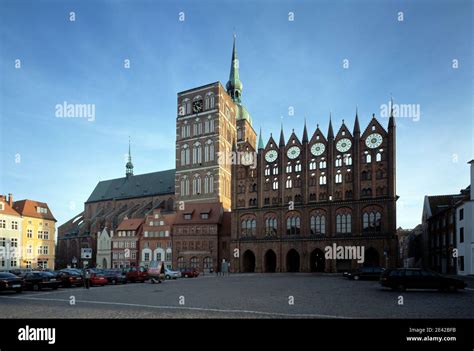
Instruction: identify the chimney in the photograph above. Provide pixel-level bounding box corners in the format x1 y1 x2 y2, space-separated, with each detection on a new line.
469 160 474 201
8 193 13 206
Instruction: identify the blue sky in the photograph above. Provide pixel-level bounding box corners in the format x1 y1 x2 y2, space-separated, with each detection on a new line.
0 0 472 231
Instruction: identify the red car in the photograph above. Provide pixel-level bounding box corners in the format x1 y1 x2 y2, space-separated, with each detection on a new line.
90 273 108 286
125 267 149 283
180 268 199 278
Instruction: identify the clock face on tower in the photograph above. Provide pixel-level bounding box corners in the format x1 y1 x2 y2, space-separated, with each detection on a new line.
192 100 203 113
265 150 278 163
287 146 301 159
311 143 325 156
336 138 352 153
365 133 383 149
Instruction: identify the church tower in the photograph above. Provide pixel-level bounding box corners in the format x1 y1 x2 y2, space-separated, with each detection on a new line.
175 37 257 211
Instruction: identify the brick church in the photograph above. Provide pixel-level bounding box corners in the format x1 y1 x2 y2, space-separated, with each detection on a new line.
58 37 398 273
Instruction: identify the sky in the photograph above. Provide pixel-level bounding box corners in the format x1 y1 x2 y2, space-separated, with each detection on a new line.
0 0 472 233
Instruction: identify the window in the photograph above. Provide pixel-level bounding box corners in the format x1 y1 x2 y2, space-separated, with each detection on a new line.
144 252 150 261
265 166 271 176
273 165 279 175
193 143 202 164
43 231 49 240
26 245 32 255
184 214 192 220
192 176 202 195
336 213 352 234
0 220 5 229
10 238 18 247
363 211 382 232
335 173 342 183
38 260 48 269
459 256 465 271
319 175 327 185
460 227 464 243
376 153 382 162
286 216 301 235
0 203 3 210
11 221 18 230
42 245 49 255
335 157 342 167
272 179 279 190
205 93 215 109
286 164 292 173
241 219 256 236
38 230 43 239
366 154 372 163
27 229 33 238
265 217 278 236
190 257 199 269
319 160 327 169
459 208 464 221
201 213 209 219
309 160 317 170
295 162 302 172
310 215 326 235
180 145 190 165
344 155 352 166
25 261 32 269
286 178 292 189
177 257 185 269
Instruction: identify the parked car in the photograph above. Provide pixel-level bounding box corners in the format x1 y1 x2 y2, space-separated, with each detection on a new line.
164 268 181 280
180 268 199 278
124 267 149 283
21 271 60 291
56 270 83 287
380 268 467 292
102 270 127 285
0 272 23 293
344 267 385 280
89 272 108 287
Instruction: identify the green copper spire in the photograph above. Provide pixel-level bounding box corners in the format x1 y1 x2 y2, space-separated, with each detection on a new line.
226 34 243 103
258 127 264 150
126 137 134 177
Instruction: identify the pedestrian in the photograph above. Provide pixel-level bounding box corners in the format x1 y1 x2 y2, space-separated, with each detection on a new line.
84 269 91 289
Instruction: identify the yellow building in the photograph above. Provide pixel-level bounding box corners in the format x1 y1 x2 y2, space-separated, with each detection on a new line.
13 199 56 270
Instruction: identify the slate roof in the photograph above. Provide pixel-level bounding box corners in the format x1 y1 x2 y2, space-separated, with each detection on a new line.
86 169 175 203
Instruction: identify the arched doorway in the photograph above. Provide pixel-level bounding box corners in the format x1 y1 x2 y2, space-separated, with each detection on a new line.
264 250 277 273
286 249 300 272
242 250 256 272
364 248 380 267
102 258 107 269
310 249 325 272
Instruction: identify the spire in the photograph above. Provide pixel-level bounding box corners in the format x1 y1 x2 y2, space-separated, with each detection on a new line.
328 113 334 139
302 118 308 143
279 123 285 147
258 127 264 150
389 96 396 128
126 137 134 177
226 34 243 103
354 107 360 135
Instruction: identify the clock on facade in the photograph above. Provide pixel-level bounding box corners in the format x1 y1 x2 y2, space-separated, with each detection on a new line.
192 100 203 113
336 138 352 153
365 133 383 149
310 143 325 156
265 150 278 163
287 146 301 159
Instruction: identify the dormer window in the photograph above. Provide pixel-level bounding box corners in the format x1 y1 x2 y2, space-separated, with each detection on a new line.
0 203 4 211
372 125 376 131
201 213 209 220
184 214 192 220
37 206 48 214
342 131 345 136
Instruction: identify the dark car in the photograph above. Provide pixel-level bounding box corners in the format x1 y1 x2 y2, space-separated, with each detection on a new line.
56 270 83 287
344 267 385 280
21 271 60 291
380 268 467 292
102 270 127 285
124 267 149 283
0 272 23 293
180 268 199 278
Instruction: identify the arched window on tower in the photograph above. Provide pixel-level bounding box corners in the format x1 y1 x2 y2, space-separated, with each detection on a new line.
376 152 382 162
366 154 372 163
363 211 382 232
309 159 317 170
